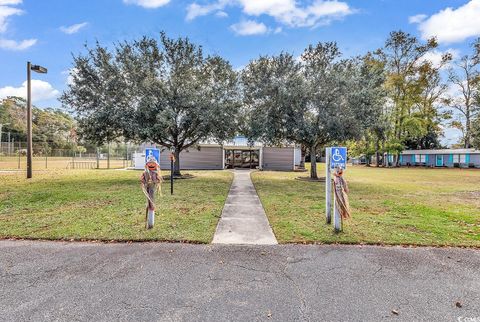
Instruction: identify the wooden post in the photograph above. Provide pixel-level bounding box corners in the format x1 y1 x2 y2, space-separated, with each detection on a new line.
325 147 332 224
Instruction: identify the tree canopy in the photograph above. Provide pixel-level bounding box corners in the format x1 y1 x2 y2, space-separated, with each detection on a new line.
241 42 385 178
62 33 240 175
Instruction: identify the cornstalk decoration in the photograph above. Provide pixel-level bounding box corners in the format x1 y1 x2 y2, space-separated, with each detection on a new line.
141 156 162 229
332 167 351 232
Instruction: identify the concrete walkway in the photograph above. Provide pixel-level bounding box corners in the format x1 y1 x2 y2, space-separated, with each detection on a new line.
212 169 277 245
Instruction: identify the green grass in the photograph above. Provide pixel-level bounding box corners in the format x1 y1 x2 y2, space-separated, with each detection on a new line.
0 169 233 243
252 164 480 247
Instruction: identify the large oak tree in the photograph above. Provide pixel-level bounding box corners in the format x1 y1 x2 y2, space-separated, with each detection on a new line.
62 33 239 175
241 43 384 179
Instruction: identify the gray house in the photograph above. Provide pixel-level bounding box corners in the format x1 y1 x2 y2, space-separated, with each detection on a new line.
135 136 302 171
396 149 480 168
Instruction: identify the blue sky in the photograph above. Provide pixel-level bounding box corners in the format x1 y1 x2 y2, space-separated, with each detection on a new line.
1 0 479 145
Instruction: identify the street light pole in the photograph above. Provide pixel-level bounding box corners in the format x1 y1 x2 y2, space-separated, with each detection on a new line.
26 62 48 179
27 61 32 178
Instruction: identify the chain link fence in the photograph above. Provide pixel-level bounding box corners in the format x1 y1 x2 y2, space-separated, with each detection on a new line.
0 141 140 171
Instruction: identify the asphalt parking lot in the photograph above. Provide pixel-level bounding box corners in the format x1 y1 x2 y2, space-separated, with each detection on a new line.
1 241 479 322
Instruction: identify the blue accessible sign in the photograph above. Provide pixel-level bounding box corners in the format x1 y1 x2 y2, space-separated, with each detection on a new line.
330 147 347 170
145 148 160 164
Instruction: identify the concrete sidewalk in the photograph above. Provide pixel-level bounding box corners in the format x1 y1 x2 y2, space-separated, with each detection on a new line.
212 169 277 245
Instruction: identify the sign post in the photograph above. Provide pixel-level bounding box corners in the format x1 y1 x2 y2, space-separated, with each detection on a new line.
325 147 332 224
327 147 347 232
142 148 161 229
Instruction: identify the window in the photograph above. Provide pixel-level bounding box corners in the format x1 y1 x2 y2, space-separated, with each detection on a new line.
415 155 426 163
453 154 465 163
459 154 466 163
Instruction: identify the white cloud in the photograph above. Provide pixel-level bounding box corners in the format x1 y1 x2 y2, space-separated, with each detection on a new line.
0 3 23 33
60 22 88 35
186 0 228 20
419 48 460 69
0 80 60 102
62 68 78 86
215 10 228 18
0 38 36 50
408 14 427 24
186 0 354 28
0 1 22 5
0 0 37 51
415 0 480 44
230 20 268 35
123 0 170 9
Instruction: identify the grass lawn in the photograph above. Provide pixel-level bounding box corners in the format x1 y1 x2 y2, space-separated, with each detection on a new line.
252 164 480 247
0 169 232 243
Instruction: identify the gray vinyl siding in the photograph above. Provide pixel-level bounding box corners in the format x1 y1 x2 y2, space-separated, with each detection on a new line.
426 155 435 167
470 154 480 165
262 147 294 171
401 155 412 165
441 154 451 166
159 146 223 170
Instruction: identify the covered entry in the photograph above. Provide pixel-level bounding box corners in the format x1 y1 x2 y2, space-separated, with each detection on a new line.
224 149 260 169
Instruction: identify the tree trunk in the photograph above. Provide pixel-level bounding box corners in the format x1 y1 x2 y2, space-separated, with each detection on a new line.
174 149 181 177
465 115 471 148
375 139 380 167
310 146 318 179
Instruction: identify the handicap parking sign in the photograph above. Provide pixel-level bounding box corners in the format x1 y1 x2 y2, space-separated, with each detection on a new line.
330 147 347 170
145 148 160 164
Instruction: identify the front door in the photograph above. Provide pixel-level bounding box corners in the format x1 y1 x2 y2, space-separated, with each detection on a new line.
225 149 260 169
436 155 443 167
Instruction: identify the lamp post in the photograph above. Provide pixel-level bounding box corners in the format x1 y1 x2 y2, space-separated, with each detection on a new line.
26 62 48 179
0 123 10 155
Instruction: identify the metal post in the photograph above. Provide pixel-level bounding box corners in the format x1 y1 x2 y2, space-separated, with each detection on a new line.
26 62 33 178
333 190 342 232
107 143 110 169
7 132 10 155
17 141 21 169
170 155 174 195
325 147 332 224
0 123 3 154
96 148 100 169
